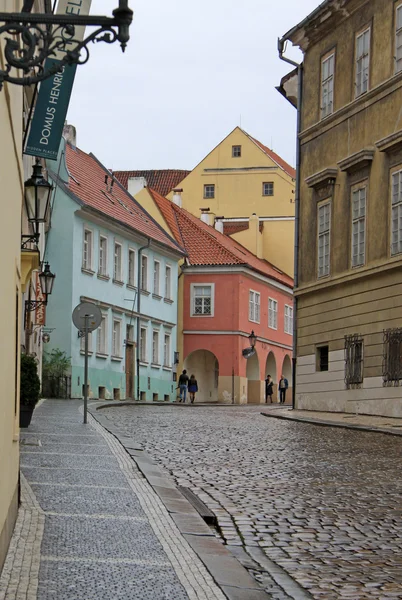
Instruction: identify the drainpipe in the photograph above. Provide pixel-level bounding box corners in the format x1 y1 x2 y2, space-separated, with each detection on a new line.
136 238 151 400
278 38 303 410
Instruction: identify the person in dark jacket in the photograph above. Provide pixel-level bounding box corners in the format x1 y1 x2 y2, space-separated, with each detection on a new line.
278 374 289 404
178 370 189 403
188 374 198 404
265 375 274 403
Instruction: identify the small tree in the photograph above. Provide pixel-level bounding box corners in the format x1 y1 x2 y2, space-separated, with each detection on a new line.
42 349 71 379
20 354 41 408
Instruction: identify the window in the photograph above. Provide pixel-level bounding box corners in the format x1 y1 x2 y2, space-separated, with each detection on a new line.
317 346 329 372
83 229 93 270
321 52 335 118
192 284 213 316
80 330 92 353
140 327 147 362
99 236 108 276
249 290 260 323
112 319 122 357
164 334 171 367
128 249 135 286
262 182 274 196
383 328 402 384
355 28 370 97
152 330 159 364
268 298 278 329
284 305 293 335
204 184 215 199
114 242 122 281
391 169 402 256
232 145 241 157
165 265 172 299
351 185 366 267
153 260 160 295
141 255 148 290
318 202 331 278
344 334 363 388
97 315 107 355
396 4 402 73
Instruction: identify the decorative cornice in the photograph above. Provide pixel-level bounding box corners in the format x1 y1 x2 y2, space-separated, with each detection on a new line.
305 168 338 189
338 148 375 173
375 130 402 154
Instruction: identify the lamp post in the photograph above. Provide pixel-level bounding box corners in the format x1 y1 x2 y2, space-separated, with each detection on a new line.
21 160 53 248
25 262 55 312
249 330 257 348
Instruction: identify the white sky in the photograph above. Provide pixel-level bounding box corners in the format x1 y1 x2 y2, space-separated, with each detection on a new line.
67 0 319 171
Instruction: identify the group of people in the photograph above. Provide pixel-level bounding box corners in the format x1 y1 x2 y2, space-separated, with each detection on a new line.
265 374 289 404
178 370 198 403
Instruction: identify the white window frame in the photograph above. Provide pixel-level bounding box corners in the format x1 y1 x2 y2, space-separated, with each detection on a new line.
190 283 215 317
128 248 136 287
163 334 171 367
249 290 261 324
97 314 108 355
152 330 159 364
80 330 93 353
317 201 331 278
351 185 367 267
83 227 93 271
321 51 335 119
284 305 293 335
165 265 172 299
262 182 274 196
98 235 108 276
113 241 122 281
391 168 402 256
355 27 370 97
268 298 278 330
140 327 147 362
204 184 215 199
153 260 160 295
112 318 122 357
141 255 148 291
396 4 402 73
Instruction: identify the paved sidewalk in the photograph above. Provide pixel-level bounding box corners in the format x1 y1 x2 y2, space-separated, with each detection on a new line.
261 406 402 435
0 400 233 600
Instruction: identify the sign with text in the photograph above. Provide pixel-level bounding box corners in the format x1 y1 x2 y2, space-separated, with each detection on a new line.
25 0 92 160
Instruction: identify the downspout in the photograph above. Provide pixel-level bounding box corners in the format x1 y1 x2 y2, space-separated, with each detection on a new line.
136 238 151 400
278 38 303 410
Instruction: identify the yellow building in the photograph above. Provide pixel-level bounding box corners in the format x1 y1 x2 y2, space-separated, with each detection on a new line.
280 0 402 416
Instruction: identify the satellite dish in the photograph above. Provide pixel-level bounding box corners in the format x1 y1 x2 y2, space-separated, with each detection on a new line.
242 347 256 359
72 302 102 332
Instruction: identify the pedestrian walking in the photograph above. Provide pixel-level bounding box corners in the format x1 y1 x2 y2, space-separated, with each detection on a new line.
178 370 189 403
265 374 274 403
188 374 198 404
278 374 288 404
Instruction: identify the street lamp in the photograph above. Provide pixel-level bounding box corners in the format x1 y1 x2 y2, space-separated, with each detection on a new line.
25 262 56 312
249 330 257 348
24 159 53 225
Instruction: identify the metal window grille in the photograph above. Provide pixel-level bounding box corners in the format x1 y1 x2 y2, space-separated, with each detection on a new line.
344 334 363 388
321 53 335 118
383 328 402 386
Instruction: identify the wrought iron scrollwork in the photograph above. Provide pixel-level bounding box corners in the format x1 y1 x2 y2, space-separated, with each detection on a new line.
383 328 402 386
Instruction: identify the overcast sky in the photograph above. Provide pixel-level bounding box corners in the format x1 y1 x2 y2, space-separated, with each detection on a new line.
67 0 318 171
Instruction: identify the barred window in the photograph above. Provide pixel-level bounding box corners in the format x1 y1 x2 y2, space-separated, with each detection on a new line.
193 285 212 315
383 328 402 385
344 335 363 388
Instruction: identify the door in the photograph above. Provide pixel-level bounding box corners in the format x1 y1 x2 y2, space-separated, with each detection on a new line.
125 343 134 399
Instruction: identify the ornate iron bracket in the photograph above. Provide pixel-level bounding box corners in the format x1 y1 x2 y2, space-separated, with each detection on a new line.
21 233 39 250
0 1 133 89
25 300 47 312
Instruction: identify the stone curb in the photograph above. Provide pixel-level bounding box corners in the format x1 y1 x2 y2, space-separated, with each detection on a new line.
88 406 273 600
95 401 246 410
260 410 402 437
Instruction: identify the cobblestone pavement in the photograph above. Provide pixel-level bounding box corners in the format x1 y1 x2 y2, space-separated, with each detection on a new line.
101 404 402 600
0 400 226 600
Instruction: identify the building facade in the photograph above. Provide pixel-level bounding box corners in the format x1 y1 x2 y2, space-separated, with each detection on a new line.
280 0 402 416
45 136 184 401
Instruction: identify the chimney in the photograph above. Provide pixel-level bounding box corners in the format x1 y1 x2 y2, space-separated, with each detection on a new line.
172 188 183 207
249 213 263 259
214 217 224 233
63 122 76 147
200 208 211 225
128 176 147 196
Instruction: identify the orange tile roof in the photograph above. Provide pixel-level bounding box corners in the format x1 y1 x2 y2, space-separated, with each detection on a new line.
148 189 293 288
241 129 296 179
113 169 190 197
56 144 184 254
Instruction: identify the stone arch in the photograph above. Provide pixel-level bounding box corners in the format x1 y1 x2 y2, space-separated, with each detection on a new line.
282 354 292 386
265 351 278 402
246 350 261 403
183 349 219 402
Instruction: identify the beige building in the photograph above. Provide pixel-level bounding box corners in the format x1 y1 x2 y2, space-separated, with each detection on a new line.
280 0 402 416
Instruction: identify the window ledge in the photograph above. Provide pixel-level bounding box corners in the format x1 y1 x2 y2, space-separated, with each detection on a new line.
152 293 162 300
96 352 108 359
80 350 94 355
111 355 123 361
127 283 137 290
139 361 148 366
268 326 278 331
97 273 110 281
164 298 174 304
112 279 124 287
81 267 95 276
163 366 172 371
249 320 260 324
191 313 213 317
140 289 150 296
151 363 161 369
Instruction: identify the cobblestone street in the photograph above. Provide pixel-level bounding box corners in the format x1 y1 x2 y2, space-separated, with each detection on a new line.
101 405 402 599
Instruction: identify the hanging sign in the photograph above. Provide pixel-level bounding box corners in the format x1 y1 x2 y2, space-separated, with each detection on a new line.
25 0 92 160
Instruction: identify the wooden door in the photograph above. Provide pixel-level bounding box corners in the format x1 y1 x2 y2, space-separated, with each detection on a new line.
125 343 134 399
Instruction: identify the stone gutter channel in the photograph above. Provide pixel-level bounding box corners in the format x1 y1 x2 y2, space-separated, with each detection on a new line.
89 404 312 600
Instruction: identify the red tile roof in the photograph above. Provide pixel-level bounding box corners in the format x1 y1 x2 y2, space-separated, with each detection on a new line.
59 144 183 254
113 170 190 197
242 129 296 179
148 189 293 288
